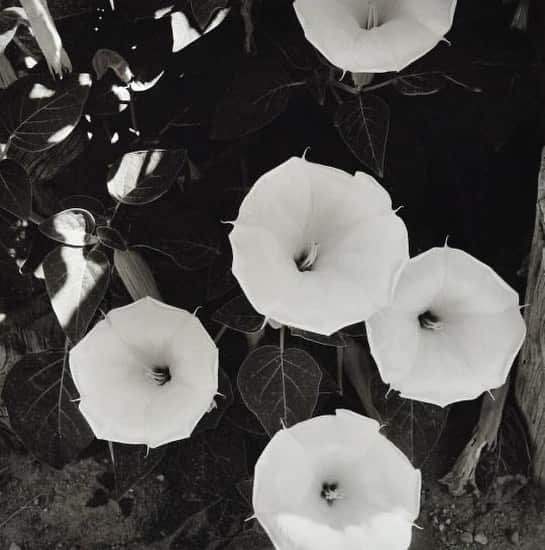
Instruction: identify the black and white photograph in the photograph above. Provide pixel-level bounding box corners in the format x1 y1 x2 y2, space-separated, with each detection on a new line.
0 0 543 548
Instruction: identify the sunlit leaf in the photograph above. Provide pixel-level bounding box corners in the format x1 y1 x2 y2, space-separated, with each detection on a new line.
334 93 390 178
43 246 110 343
212 295 265 334
2 349 95 468
0 73 92 156
39 208 96 246
393 72 446 96
107 149 187 205
0 158 31 219
190 0 229 30
211 61 298 140
237 345 322 436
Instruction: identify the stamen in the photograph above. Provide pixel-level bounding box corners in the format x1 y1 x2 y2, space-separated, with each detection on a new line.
366 3 379 30
146 366 171 386
321 482 344 506
296 242 319 272
418 311 443 331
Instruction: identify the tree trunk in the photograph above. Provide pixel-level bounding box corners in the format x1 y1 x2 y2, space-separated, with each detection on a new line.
516 148 545 482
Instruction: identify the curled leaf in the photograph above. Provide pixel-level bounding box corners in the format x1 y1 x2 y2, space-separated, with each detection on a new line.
92 48 133 84
39 208 96 246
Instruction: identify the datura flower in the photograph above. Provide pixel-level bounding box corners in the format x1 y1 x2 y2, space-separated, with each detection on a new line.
293 0 457 73
69 297 218 448
367 246 526 407
253 409 421 550
229 157 408 335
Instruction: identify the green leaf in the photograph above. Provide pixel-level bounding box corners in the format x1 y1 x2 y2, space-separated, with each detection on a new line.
39 208 96 246
1 350 95 468
393 72 446 96
0 73 92 156
107 149 187 205
334 93 390 178
211 61 297 140
237 345 322 436
190 0 229 30
43 246 110 343
212 295 265 334
0 158 31 219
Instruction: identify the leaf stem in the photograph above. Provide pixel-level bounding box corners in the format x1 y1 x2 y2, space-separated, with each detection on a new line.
279 325 285 354
214 324 227 344
336 346 344 396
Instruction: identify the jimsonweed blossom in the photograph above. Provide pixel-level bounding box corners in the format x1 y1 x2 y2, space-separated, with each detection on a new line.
294 0 457 73
69 297 218 448
253 409 421 550
229 157 409 335
367 246 526 407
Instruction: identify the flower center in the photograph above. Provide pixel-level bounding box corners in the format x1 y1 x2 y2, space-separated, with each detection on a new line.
365 2 379 30
418 310 443 331
320 482 344 506
296 242 319 272
147 366 172 386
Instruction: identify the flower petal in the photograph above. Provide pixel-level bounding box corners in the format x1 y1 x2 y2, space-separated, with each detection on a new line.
230 158 408 334
294 0 457 73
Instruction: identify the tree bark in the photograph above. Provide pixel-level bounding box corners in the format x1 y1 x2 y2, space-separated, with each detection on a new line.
516 148 545 482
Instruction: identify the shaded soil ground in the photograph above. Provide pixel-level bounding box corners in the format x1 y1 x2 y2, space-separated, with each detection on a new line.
1 444 545 550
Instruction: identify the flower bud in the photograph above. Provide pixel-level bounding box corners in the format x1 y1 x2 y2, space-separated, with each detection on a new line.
113 248 162 302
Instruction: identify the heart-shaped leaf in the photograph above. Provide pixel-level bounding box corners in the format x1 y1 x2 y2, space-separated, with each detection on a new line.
0 73 92 156
190 0 229 30
211 61 298 140
334 93 390 178
212 295 265 334
39 208 96 246
2 350 95 468
43 246 110 343
393 72 446 96
0 158 31 219
237 345 322 436
107 149 187 205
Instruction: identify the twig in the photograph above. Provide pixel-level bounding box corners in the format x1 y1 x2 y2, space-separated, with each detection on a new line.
440 380 510 496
